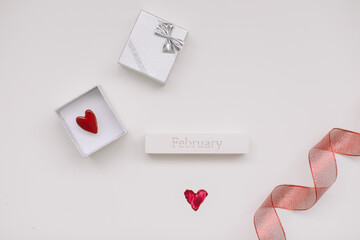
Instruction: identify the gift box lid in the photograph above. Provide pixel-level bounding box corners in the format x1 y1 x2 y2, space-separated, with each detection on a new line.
119 10 188 84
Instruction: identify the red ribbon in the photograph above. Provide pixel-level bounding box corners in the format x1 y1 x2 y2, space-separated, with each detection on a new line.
254 128 360 239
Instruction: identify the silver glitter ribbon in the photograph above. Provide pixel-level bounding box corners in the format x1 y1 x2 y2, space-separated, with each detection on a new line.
155 21 184 53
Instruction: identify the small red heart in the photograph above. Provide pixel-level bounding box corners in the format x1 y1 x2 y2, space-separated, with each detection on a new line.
184 189 208 211
76 109 98 134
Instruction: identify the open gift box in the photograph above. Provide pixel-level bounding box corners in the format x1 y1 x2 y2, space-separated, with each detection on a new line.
56 86 126 157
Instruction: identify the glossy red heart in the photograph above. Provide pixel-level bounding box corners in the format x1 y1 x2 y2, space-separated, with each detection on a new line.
184 189 208 211
76 109 98 134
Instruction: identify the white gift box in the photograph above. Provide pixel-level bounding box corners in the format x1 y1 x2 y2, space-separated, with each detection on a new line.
56 86 126 157
119 10 188 84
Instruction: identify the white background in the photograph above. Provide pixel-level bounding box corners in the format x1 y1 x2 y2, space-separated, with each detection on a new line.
0 0 360 239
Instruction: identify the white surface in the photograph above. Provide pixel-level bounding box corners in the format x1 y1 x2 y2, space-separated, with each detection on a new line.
119 10 188 84
56 86 126 157
0 0 360 239
146 133 249 154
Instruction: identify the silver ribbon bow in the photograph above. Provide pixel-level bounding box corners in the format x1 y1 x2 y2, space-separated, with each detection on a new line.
155 21 184 53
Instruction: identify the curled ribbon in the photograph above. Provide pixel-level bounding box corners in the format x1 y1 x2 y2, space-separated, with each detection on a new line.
155 21 184 53
254 128 360 239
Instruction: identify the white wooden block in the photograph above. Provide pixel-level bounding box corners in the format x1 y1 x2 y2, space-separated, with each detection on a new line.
145 134 249 154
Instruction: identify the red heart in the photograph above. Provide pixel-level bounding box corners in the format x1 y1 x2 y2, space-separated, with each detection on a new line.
76 109 98 134
184 189 208 211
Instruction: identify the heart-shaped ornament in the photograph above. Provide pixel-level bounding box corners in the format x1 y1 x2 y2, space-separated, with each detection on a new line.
184 189 208 211
76 109 98 134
